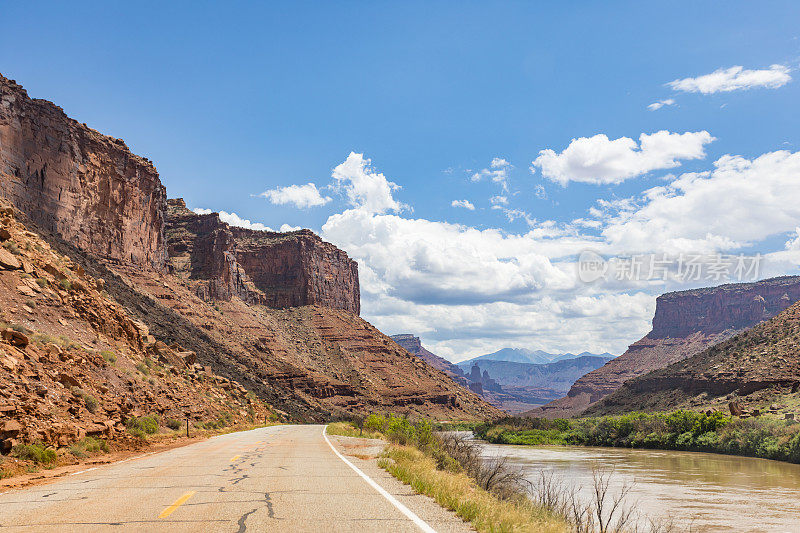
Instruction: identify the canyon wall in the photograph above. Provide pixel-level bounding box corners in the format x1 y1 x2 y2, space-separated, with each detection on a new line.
526 276 800 418
166 199 360 314
0 74 166 269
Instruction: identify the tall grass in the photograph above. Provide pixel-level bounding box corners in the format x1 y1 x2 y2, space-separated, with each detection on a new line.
334 414 678 532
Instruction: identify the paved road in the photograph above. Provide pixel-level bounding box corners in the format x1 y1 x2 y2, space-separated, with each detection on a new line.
0 425 472 532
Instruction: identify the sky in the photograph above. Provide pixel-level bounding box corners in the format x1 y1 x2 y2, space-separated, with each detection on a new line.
2 2 800 361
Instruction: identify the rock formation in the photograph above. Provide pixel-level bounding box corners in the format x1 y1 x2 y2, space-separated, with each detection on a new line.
166 199 359 314
0 74 166 270
0 74 498 431
390 334 466 380
0 204 274 453
588 299 800 417
526 276 800 418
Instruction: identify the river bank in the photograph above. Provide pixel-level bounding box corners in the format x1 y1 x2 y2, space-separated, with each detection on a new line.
476 410 800 464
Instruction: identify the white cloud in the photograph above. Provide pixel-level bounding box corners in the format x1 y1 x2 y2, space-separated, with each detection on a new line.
190 151 800 360
192 208 275 231
332 152 403 214
668 64 791 94
470 157 512 191
647 98 676 110
599 150 800 254
451 199 475 210
257 183 331 208
534 184 547 199
532 130 715 186
490 195 508 206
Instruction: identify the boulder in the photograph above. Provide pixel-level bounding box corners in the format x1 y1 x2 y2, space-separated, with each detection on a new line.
2 329 29 347
0 228 11 240
0 248 21 270
177 351 197 366
728 401 744 416
57 372 81 388
0 419 22 438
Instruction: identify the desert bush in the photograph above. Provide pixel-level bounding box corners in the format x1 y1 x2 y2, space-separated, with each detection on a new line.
100 350 116 364
165 418 183 431
12 443 57 465
126 415 159 437
59 279 72 291
4 241 20 255
69 436 108 458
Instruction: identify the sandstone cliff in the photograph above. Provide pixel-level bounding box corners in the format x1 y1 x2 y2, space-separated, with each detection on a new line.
0 205 273 454
390 334 465 379
0 74 166 270
166 199 360 314
0 75 497 426
587 299 800 416
526 276 800 418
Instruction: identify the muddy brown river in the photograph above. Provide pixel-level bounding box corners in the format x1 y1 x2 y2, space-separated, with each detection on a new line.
481 442 800 532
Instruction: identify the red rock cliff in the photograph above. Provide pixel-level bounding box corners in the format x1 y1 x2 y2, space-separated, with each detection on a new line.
166 199 360 314
0 74 167 269
525 276 800 418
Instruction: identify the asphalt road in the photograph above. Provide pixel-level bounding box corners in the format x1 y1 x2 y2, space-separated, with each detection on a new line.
0 425 472 532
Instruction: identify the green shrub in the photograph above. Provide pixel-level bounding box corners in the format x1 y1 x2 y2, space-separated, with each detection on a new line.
100 350 116 364
35 278 49 288
4 241 20 255
59 279 73 291
69 436 108 458
476 411 800 464
84 395 99 413
13 443 57 465
127 415 159 437
166 418 182 431
135 362 149 375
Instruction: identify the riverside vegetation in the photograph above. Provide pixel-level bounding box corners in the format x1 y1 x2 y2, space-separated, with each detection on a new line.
330 414 679 533
477 410 800 464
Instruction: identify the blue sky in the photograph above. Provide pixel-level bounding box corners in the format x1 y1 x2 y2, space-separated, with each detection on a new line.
3 2 800 360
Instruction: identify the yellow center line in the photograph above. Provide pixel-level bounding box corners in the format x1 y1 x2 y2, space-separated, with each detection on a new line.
230 455 241 461
158 491 196 519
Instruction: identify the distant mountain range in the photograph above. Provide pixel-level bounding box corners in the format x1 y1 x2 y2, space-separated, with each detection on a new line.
458 348 615 367
390 335 615 414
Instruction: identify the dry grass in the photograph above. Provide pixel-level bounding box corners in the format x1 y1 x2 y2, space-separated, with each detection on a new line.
379 445 569 533
326 421 384 440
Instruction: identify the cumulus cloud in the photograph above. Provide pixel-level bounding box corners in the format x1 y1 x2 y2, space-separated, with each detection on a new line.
647 98 676 110
668 64 791 94
451 199 475 210
470 157 512 191
332 152 403 214
192 208 275 231
257 182 331 208
532 130 715 186
599 150 800 254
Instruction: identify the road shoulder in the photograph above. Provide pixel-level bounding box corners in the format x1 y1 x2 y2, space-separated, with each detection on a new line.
327 434 475 533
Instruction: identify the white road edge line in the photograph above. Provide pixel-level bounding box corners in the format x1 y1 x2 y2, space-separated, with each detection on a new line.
322 425 437 533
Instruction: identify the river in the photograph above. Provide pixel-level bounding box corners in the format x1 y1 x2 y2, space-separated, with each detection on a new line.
480 442 800 532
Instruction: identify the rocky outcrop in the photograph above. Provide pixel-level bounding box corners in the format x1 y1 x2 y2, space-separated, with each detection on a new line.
526 276 800 418
166 199 360 314
0 206 273 453
390 334 466 380
0 74 167 270
587 299 800 416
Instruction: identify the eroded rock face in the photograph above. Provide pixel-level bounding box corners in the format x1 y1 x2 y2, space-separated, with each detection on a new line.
166 199 360 314
526 276 800 418
0 74 167 270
